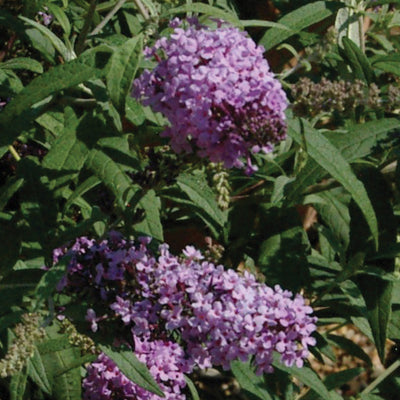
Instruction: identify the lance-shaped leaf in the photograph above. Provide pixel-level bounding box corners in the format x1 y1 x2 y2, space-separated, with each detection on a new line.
231 360 273 400
99 344 164 397
134 189 164 241
259 1 343 50
272 353 331 399
288 119 378 249
0 47 112 146
347 166 396 362
85 148 140 209
107 35 143 113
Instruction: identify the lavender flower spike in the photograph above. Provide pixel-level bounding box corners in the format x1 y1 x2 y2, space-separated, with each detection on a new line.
55 232 317 400
133 19 288 174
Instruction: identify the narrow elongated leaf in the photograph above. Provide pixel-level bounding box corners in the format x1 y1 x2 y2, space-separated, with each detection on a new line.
107 35 143 112
25 27 56 63
27 347 52 395
19 16 73 61
135 189 163 241
177 173 227 231
99 345 164 397
53 354 97 377
64 176 101 212
185 376 200 400
162 3 240 24
272 354 331 400
18 158 58 252
0 176 24 211
324 118 400 162
327 334 372 366
372 54 400 77
43 108 98 189
288 119 378 249
231 360 273 400
259 1 342 50
85 148 139 209
347 166 396 361
9 368 28 400
302 368 363 400
34 259 68 305
46 3 71 36
0 49 112 145
341 37 374 83
39 326 82 400
0 57 43 73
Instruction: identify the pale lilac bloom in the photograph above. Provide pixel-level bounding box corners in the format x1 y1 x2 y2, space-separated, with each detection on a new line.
133 19 288 173
38 7 53 26
55 232 317 399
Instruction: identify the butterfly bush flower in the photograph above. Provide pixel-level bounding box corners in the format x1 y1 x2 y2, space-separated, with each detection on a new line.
132 19 288 174
38 7 53 26
54 232 316 399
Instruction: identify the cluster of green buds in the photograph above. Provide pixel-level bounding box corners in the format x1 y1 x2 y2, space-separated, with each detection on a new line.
291 77 400 117
59 319 96 355
204 236 225 263
0 313 45 378
208 163 231 211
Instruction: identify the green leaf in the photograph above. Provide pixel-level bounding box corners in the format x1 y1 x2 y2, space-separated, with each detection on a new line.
85 148 139 209
0 57 43 73
34 259 68 306
42 108 96 189
135 190 164 241
327 334 372 366
302 368 364 400
314 190 350 250
258 207 310 292
107 35 143 113
176 172 227 232
125 97 146 126
341 37 374 83
53 354 97 377
231 360 273 400
18 158 58 252
259 1 342 50
99 344 164 397
162 3 240 25
39 326 82 400
25 27 56 63
0 176 24 211
9 368 28 400
185 376 200 400
272 354 331 400
288 118 378 249
340 280 374 341
27 347 52 395
372 54 400 77
46 3 71 36
347 166 396 361
0 49 112 145
324 118 400 162
64 176 101 212
0 220 21 276
19 16 74 61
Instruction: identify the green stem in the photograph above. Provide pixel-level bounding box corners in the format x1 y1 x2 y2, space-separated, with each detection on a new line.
8 145 20 162
133 0 150 20
90 0 128 36
360 358 400 396
76 0 98 55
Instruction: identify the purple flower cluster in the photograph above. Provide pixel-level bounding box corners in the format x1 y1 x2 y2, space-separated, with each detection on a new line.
132 19 288 174
83 339 189 400
55 232 316 399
